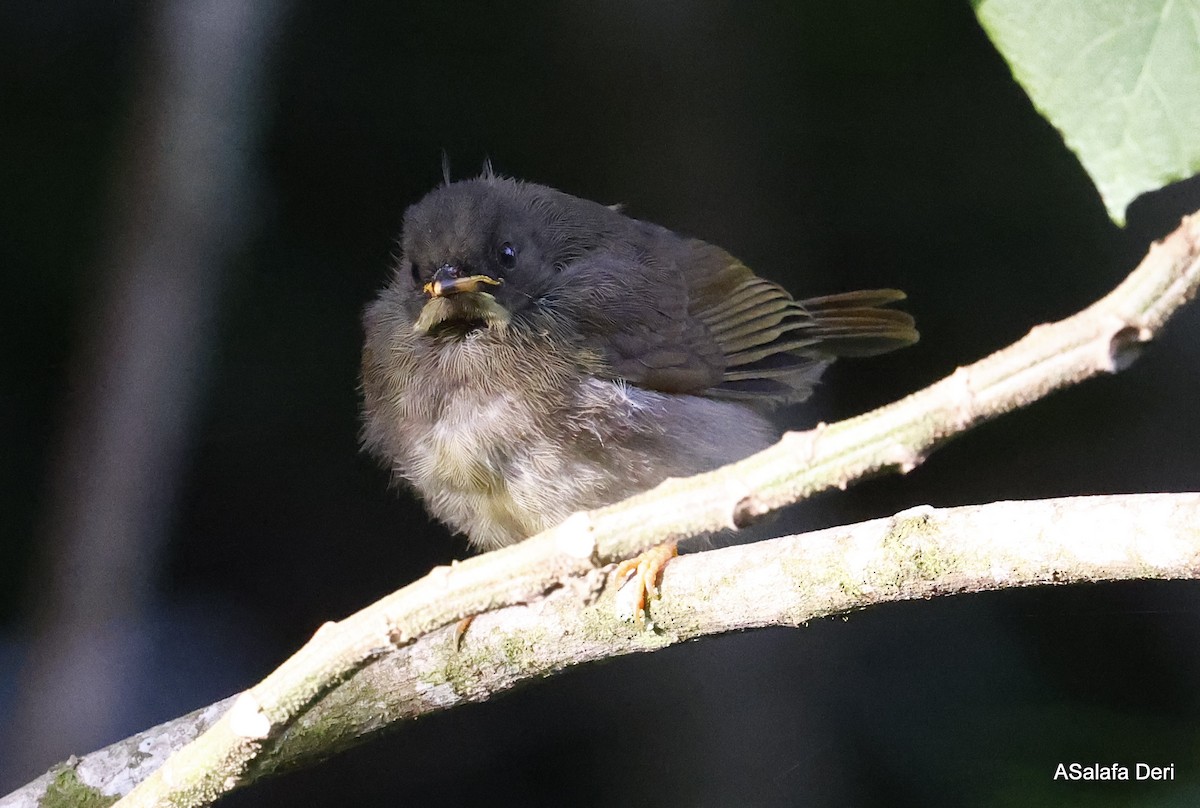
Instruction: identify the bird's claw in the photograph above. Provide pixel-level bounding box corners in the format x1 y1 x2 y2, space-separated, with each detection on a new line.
613 542 678 628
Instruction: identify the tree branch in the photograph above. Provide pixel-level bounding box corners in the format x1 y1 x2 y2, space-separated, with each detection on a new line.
14 210 1196 807
7 493 1200 807
93 210 1200 806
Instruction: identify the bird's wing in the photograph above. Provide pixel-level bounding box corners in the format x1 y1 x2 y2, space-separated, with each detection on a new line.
684 242 919 405
550 241 918 405
547 248 727 394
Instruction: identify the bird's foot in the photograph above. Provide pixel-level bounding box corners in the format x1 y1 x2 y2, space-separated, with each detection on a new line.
613 542 678 628
453 614 476 649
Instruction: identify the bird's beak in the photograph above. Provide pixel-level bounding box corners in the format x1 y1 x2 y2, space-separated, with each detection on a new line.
423 265 503 298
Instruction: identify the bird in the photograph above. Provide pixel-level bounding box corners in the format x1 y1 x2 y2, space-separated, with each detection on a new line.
361 169 917 616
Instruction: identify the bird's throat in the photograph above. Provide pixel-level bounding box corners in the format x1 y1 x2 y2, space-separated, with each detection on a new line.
414 292 510 336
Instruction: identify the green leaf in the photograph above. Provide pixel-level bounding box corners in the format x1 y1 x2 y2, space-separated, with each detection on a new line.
974 0 1200 224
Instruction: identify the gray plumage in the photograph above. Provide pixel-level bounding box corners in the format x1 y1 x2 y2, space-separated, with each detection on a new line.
361 174 917 549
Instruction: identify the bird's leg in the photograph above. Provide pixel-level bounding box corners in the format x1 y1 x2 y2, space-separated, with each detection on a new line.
453 615 476 649
613 541 678 628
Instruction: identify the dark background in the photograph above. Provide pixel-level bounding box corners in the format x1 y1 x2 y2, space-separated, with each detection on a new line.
4 1 1200 806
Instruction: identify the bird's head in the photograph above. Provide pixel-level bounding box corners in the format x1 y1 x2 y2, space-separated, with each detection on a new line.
399 175 608 336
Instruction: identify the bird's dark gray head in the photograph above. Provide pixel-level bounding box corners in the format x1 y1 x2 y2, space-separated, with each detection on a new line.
398 175 623 334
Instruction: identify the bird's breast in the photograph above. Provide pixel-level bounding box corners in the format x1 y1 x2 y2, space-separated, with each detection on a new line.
419 389 517 491
402 377 571 547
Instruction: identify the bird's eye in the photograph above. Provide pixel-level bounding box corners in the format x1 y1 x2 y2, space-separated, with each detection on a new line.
498 242 517 269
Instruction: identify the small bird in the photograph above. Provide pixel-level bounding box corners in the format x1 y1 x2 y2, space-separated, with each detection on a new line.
362 170 917 581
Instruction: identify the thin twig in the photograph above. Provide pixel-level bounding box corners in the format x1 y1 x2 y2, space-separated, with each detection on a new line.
7 493 1200 807
96 211 1200 807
